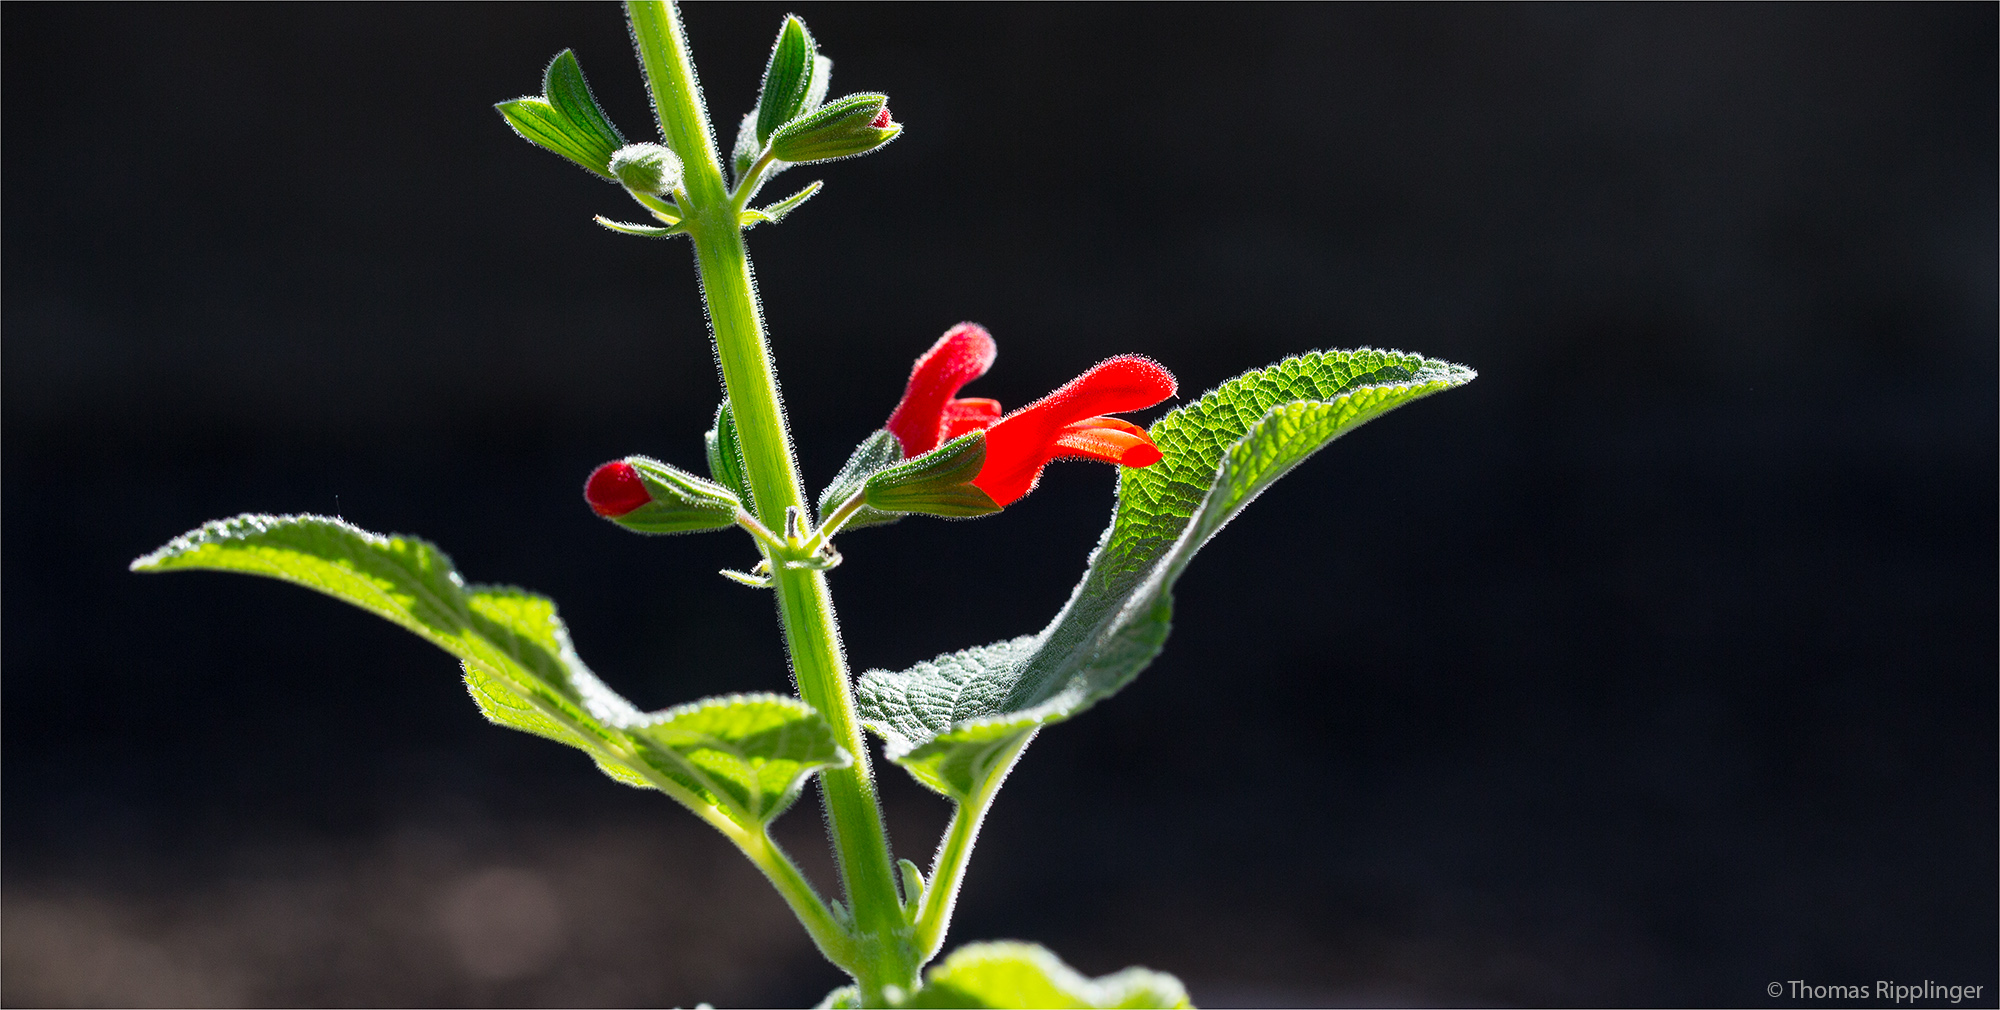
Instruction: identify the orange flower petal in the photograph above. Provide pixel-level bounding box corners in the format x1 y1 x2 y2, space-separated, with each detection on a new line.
1051 428 1159 466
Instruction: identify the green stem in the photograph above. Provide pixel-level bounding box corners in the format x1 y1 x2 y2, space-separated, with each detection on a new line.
626 2 917 1000
733 509 787 555
913 730 1035 961
739 828 860 966
810 490 869 549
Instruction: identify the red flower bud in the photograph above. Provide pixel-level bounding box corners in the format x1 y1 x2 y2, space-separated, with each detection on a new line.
585 461 652 518
870 107 893 129
885 323 998 456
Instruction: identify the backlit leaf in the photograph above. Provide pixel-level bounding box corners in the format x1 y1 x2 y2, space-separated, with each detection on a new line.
899 941 1191 1009
542 49 626 169
755 16 817 145
132 514 844 827
857 349 1475 799
743 180 824 230
625 693 850 825
495 50 627 178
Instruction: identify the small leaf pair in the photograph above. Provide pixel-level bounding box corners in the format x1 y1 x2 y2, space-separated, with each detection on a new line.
496 50 628 179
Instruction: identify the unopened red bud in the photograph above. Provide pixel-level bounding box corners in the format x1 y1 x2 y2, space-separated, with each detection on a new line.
585 461 652 517
588 456 741 535
870 107 892 129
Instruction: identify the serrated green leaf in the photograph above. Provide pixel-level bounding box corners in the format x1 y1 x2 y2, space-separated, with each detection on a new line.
857 349 1475 799
818 428 906 534
899 942 1192 1009
755 16 817 146
463 667 654 788
625 693 850 825
132 514 640 767
706 401 755 511
132 515 846 828
542 49 626 169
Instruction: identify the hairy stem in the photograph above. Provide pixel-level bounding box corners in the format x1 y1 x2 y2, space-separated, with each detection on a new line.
914 730 1035 961
739 828 861 967
626 2 917 999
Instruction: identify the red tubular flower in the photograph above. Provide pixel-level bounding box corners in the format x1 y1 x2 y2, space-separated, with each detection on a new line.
584 461 651 518
971 355 1176 505
879 325 1176 510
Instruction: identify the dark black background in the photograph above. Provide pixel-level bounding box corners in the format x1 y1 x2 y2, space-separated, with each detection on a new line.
4 4 1994 1007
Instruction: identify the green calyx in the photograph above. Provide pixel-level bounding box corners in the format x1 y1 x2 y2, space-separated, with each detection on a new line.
863 433 1000 518
769 93 900 165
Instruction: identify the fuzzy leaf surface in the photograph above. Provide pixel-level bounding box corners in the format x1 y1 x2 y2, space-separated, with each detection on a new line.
132 514 845 827
624 693 848 824
899 941 1191 1009
856 349 1474 798
818 428 907 533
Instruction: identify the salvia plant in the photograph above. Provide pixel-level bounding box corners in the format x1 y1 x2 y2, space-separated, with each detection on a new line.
133 5 1475 1007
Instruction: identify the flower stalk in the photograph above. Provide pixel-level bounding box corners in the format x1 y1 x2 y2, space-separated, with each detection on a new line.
625 1 918 999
